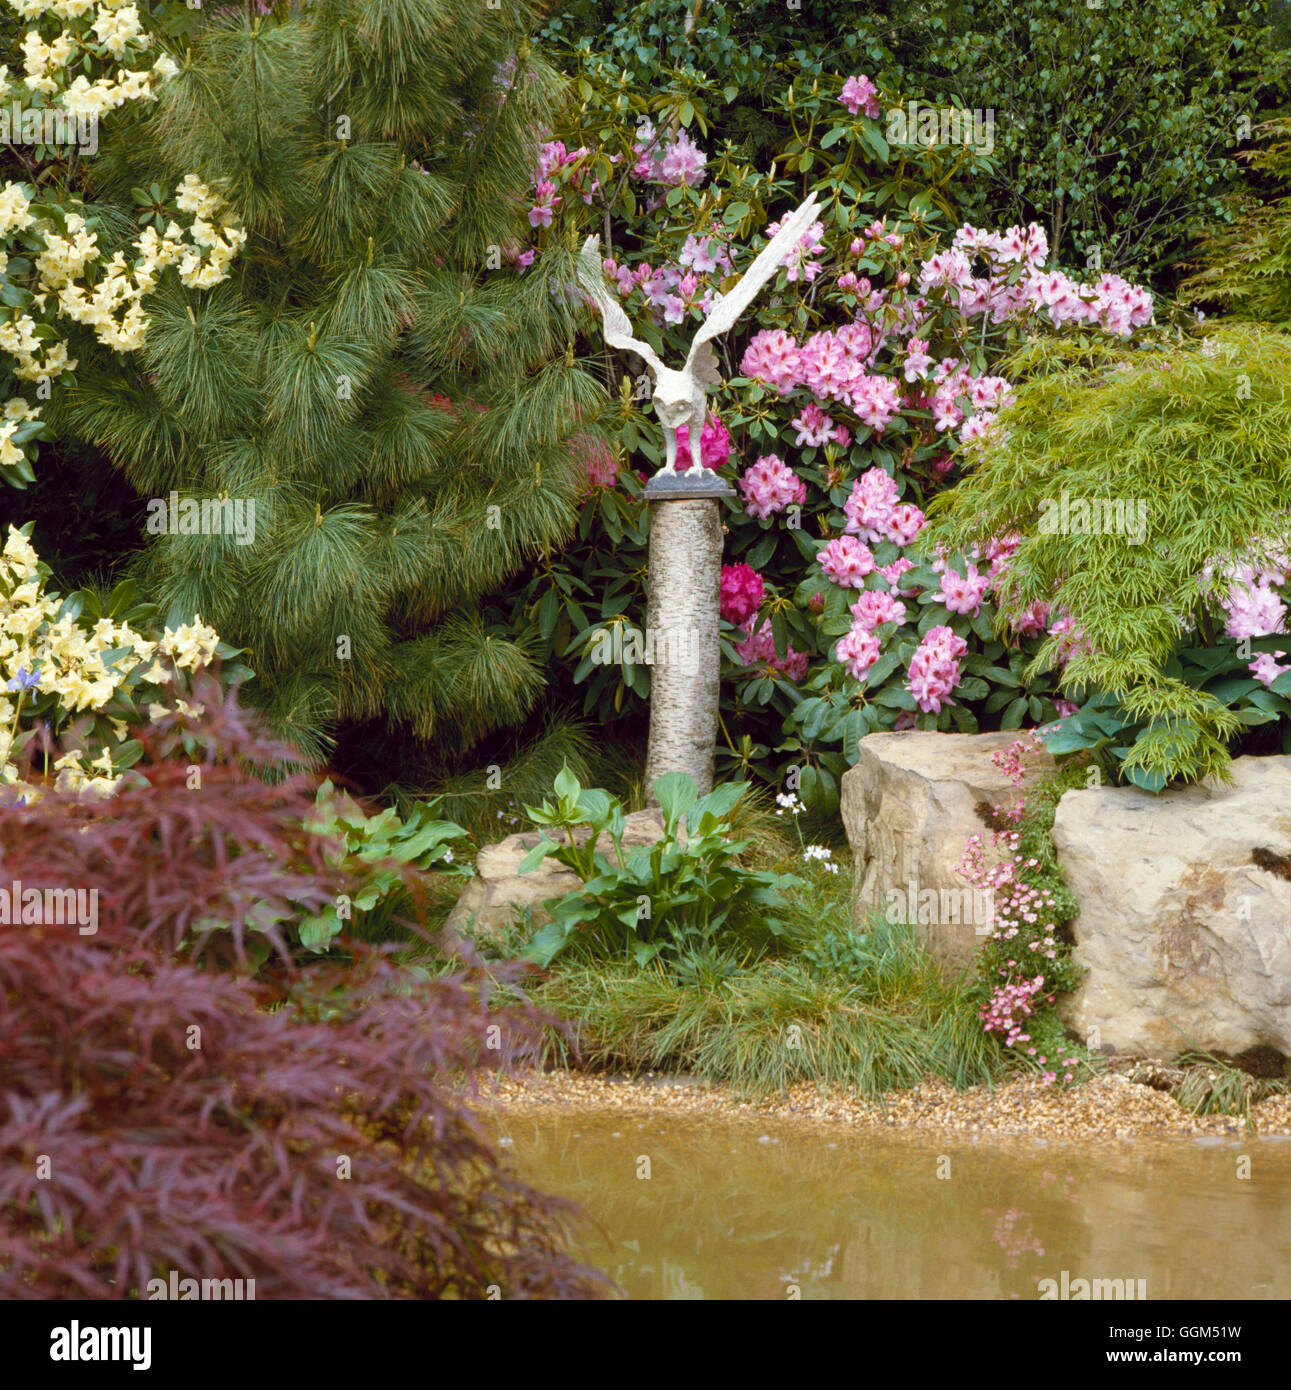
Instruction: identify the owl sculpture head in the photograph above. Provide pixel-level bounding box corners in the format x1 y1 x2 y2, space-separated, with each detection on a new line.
576 192 820 478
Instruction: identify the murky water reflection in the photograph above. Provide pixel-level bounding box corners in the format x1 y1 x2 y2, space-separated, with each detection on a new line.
496 1108 1291 1299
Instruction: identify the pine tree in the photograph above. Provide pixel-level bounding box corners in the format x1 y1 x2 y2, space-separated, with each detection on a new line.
56 0 604 784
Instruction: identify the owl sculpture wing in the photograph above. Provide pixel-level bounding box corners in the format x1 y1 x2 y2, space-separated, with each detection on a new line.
576 237 666 378
682 191 821 376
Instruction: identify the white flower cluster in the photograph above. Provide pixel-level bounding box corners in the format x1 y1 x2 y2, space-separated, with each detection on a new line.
1 524 223 796
803 843 839 873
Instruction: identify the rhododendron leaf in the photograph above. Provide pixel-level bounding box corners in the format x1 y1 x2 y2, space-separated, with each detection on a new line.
1002 696 1029 730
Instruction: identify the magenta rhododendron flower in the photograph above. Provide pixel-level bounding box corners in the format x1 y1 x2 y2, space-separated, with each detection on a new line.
720 563 764 625
674 413 734 471
571 433 618 490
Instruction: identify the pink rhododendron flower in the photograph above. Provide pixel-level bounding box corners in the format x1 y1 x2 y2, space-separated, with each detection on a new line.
835 625 882 681
839 73 881 118
906 625 968 713
767 214 826 283
818 535 875 588
740 329 802 391
1251 651 1289 686
1010 600 1052 636
937 562 992 617
843 466 901 542
1222 579 1287 640
903 336 933 381
849 590 907 629
737 616 809 681
740 454 806 519
791 402 838 448
878 502 926 547
528 180 560 227
879 556 918 594
633 120 707 187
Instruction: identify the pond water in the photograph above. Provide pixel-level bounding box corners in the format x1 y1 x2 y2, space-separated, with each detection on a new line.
496 1107 1291 1300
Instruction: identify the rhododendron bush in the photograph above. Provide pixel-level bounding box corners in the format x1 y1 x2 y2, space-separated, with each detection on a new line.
507 63 1156 810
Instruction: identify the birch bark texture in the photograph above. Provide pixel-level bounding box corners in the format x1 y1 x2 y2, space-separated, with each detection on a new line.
643 497 724 797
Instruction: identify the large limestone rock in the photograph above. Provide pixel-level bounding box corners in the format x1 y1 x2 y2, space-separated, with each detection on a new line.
445 809 667 942
1054 757 1291 1058
841 730 1053 972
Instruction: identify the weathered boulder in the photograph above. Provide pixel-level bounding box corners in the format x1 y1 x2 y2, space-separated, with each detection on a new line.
1054 757 1291 1058
841 730 1053 972
445 808 667 942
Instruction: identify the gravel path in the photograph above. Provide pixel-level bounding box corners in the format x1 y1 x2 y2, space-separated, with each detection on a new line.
481 1067 1291 1142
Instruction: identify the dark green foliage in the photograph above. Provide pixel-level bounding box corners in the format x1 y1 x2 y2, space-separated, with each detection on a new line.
542 0 1289 284
58 1 607 785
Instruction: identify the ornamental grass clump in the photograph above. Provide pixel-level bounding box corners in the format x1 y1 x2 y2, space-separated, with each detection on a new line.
0 692 609 1299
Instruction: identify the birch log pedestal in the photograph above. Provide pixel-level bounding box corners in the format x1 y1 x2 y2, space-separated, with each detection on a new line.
642 468 735 799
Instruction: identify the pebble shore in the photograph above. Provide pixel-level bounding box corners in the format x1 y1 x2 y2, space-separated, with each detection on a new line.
481 1066 1291 1142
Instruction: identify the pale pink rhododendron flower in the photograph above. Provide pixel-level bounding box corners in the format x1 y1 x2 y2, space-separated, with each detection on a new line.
739 454 805 519
839 73 881 118
818 536 875 588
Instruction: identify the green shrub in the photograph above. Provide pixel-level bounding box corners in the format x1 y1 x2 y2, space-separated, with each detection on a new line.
926 324 1291 788
515 766 802 967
